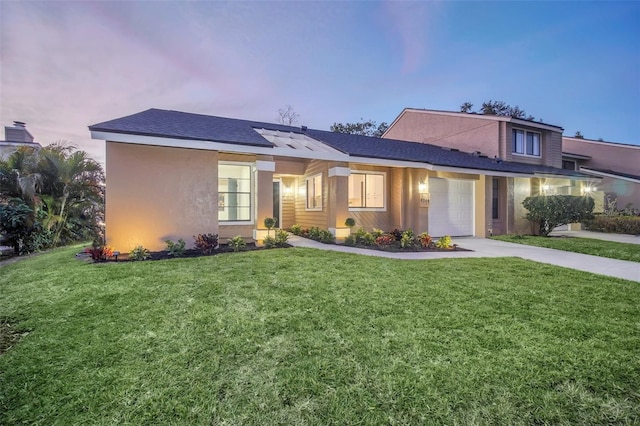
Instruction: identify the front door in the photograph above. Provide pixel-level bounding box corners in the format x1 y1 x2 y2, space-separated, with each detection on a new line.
272 181 281 228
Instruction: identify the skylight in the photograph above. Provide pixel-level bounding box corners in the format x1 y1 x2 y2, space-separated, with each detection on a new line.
254 128 343 155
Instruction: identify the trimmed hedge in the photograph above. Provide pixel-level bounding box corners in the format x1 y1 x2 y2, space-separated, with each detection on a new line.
523 195 594 236
584 215 640 235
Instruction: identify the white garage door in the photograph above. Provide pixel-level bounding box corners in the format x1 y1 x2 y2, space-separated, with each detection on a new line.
428 178 474 237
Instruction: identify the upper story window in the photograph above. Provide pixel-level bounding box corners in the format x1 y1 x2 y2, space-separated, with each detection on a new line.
512 129 541 157
218 163 252 223
562 160 576 170
349 172 385 210
306 174 322 210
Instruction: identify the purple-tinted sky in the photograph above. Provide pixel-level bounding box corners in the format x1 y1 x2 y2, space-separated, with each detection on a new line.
1 1 639 165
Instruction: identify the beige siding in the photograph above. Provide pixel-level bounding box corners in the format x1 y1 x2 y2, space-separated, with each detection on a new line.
506 123 562 167
105 142 218 251
275 159 307 175
219 152 257 162
293 160 328 228
280 176 296 228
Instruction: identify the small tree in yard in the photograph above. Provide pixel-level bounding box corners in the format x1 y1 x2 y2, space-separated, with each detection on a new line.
523 195 595 236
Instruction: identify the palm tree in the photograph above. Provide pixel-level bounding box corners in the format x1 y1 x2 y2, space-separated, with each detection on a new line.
38 143 104 245
0 146 42 207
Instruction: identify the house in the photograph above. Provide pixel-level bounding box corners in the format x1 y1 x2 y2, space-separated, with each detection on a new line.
561 137 640 211
384 108 602 233
89 108 594 251
0 121 42 159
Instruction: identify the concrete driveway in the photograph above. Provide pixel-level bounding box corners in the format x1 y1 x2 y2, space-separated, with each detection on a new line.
288 234 640 283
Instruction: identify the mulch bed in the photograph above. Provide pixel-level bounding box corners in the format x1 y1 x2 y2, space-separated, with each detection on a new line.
79 243 291 263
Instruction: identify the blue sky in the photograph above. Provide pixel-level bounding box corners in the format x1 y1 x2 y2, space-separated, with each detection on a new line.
1 1 639 164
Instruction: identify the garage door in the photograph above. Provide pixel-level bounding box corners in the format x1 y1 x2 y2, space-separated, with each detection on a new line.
428 178 474 237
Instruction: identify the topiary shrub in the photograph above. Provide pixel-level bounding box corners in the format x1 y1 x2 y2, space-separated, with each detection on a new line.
290 224 302 235
523 195 595 236
264 217 277 236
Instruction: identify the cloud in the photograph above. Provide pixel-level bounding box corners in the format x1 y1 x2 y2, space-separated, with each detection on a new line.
380 1 440 75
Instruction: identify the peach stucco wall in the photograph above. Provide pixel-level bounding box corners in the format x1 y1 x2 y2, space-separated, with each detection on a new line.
385 110 563 168
563 137 640 208
384 111 502 158
105 142 218 251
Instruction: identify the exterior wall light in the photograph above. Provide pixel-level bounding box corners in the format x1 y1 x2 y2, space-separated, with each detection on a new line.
418 182 427 193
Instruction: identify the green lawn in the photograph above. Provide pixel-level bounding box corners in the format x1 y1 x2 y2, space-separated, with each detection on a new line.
491 234 640 263
1 245 639 425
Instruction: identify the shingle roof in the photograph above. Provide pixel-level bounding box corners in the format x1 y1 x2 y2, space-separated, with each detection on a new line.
580 167 640 182
305 128 585 177
89 108 587 178
89 108 301 148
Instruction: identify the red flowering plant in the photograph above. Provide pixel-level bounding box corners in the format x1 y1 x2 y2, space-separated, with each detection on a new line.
418 232 432 248
375 234 395 247
84 245 114 262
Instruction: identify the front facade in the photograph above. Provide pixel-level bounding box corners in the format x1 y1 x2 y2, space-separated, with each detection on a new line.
90 109 592 252
384 108 599 234
562 137 640 210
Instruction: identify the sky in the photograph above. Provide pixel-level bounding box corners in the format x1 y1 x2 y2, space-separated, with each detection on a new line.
1 1 639 165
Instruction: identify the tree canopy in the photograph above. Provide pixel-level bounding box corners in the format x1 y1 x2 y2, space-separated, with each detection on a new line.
460 100 535 121
330 119 389 138
0 143 104 254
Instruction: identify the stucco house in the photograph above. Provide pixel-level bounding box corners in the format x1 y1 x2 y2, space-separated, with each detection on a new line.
561 137 640 211
384 108 602 233
89 108 593 251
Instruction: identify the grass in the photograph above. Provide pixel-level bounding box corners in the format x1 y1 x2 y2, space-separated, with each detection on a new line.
491 234 640 263
1 245 639 425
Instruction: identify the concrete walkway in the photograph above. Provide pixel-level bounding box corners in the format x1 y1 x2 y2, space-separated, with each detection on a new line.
288 235 640 282
548 229 640 244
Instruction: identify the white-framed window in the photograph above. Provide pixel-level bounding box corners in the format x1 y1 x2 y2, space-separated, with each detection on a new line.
218 162 253 223
306 173 322 211
512 129 541 157
348 171 386 210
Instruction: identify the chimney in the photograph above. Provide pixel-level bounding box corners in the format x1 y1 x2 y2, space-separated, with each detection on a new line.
5 121 34 143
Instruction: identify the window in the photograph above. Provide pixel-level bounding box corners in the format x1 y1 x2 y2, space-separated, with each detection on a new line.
492 178 499 219
218 163 252 222
562 160 576 170
512 129 541 157
349 172 385 209
306 174 322 210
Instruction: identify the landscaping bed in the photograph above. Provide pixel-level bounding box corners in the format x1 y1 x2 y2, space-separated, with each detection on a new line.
290 224 470 252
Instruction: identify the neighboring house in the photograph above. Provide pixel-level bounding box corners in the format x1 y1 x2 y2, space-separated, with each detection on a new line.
384 108 600 234
0 121 42 159
89 108 593 251
561 137 640 211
